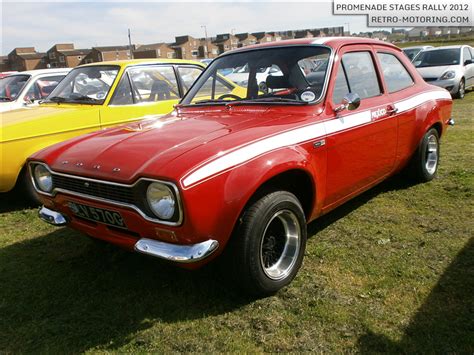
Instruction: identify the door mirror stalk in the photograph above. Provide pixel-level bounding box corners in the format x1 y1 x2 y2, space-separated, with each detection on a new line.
334 93 361 113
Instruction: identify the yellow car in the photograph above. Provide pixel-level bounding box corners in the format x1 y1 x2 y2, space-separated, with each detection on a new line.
1 59 244 200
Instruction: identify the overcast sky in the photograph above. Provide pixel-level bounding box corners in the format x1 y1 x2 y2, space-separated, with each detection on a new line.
1 1 381 55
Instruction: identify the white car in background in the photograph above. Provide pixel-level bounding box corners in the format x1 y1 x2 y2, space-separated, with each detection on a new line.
414 45 474 99
402 46 434 62
0 68 70 112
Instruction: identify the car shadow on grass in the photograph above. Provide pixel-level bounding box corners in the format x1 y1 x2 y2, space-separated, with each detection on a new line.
0 228 251 353
356 237 474 353
307 173 414 236
0 189 36 213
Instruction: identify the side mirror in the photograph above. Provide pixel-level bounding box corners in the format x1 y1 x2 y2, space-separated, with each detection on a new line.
334 93 361 113
464 59 473 66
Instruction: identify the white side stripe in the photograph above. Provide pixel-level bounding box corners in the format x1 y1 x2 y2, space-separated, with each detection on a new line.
395 90 451 112
182 123 326 187
181 91 451 188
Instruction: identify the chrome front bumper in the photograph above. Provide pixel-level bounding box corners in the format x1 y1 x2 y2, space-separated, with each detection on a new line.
135 238 219 263
39 206 68 226
38 206 219 263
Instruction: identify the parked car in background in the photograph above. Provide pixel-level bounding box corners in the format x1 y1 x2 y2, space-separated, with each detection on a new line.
200 58 213 66
2 59 244 201
414 45 474 99
0 71 18 78
29 37 453 295
0 68 70 112
402 45 433 62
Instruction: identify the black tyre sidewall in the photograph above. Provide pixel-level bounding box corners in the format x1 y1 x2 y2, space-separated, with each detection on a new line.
236 191 307 295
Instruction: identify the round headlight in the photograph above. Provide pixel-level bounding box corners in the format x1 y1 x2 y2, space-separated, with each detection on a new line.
34 165 53 192
146 183 176 220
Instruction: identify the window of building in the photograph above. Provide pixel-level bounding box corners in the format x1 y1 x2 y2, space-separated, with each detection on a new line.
167 52 175 59
59 56 65 63
333 51 381 102
212 48 218 54
377 52 414 93
191 50 199 57
157 49 161 57
49 52 56 60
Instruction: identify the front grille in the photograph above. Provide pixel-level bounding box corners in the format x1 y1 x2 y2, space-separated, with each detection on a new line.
424 77 438 82
53 175 136 205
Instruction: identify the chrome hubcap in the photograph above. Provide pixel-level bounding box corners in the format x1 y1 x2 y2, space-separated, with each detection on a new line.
460 82 465 97
425 134 438 175
260 209 300 280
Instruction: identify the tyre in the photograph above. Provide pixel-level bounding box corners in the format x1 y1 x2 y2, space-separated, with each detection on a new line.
228 191 307 296
454 78 465 99
20 168 42 205
406 128 440 182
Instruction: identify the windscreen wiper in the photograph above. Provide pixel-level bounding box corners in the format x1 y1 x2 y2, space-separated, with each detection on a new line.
68 95 102 103
46 96 67 103
228 97 308 105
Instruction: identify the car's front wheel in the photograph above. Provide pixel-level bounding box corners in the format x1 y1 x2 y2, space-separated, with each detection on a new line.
454 78 465 99
406 128 440 182
228 191 307 296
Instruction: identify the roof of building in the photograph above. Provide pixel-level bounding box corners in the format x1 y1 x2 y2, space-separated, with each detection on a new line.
93 45 132 52
17 52 46 60
58 49 92 56
134 42 168 51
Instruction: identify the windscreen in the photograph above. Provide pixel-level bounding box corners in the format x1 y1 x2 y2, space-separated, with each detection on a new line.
0 75 30 101
414 48 460 67
181 46 331 106
45 65 120 104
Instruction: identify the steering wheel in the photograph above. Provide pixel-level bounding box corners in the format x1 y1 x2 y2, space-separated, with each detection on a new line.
217 93 242 101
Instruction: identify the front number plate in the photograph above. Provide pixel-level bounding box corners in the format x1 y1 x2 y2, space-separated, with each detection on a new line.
67 202 127 229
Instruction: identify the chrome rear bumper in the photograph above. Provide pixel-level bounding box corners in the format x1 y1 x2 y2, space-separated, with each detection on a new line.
38 206 219 263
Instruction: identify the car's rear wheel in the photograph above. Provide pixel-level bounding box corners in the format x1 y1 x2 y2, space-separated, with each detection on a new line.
454 78 465 99
406 128 440 182
227 191 307 296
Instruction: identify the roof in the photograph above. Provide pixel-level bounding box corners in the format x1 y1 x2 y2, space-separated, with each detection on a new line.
222 37 399 55
8 68 71 76
78 58 205 68
93 45 131 52
17 52 46 60
59 49 92 56
134 42 168 51
422 45 468 51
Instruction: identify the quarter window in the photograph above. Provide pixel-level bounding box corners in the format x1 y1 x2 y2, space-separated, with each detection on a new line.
377 53 414 93
462 47 472 64
178 66 203 92
128 66 180 103
110 73 134 105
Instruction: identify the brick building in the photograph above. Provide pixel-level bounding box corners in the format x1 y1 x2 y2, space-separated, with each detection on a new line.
83 45 133 63
7 47 47 71
171 35 201 60
213 33 239 54
47 44 91 68
133 42 176 59
235 33 257 47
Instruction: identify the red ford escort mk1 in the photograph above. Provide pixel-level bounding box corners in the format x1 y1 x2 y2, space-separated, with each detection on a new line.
29 38 453 295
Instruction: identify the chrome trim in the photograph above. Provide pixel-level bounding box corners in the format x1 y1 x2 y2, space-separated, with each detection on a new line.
38 206 68 226
28 162 184 226
448 118 455 126
134 238 219 263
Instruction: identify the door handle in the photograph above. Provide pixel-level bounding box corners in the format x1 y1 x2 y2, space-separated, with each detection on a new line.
387 106 398 115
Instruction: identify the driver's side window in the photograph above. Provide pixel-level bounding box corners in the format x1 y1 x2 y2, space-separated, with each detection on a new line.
332 51 381 105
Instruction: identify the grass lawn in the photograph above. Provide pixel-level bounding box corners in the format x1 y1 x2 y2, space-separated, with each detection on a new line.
0 94 473 353
396 36 474 48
